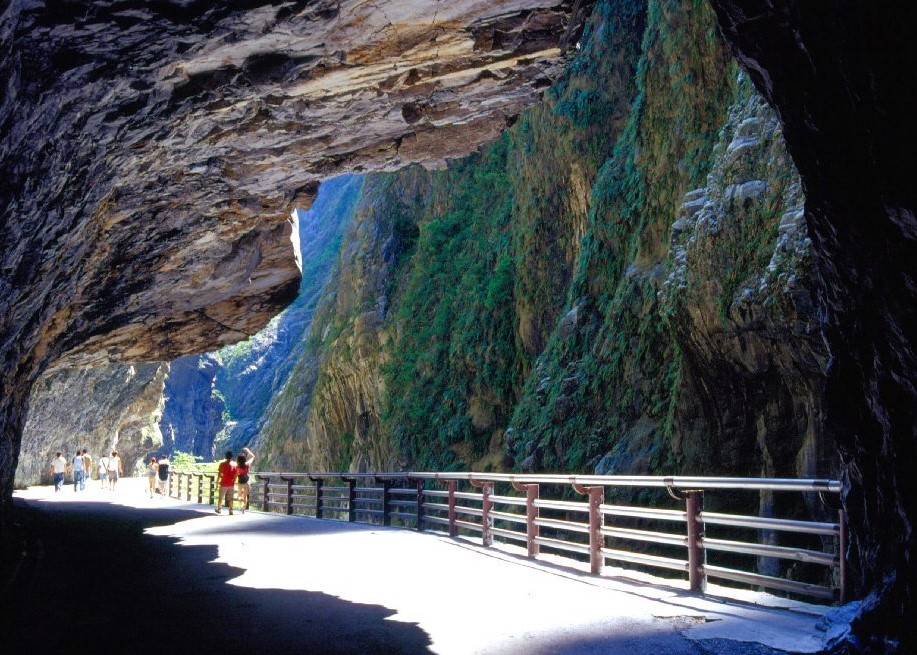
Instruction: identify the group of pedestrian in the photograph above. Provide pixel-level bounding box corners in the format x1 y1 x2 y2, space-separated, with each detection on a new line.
49 449 122 492
216 447 255 514
145 454 171 498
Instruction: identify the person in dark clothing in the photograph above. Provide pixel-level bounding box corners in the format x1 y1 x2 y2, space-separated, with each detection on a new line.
156 454 170 496
235 447 255 513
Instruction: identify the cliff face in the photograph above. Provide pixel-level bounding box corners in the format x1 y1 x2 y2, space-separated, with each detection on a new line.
708 2 917 650
0 1 587 504
211 175 363 453
158 355 224 459
16 363 167 486
255 169 431 470
256 0 832 489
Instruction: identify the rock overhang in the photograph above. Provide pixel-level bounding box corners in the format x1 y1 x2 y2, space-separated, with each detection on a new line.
1 0 590 370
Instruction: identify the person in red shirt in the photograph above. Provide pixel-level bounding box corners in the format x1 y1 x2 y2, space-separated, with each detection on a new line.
215 451 237 515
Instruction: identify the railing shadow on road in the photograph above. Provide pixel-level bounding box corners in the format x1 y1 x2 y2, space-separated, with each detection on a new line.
438 532 830 624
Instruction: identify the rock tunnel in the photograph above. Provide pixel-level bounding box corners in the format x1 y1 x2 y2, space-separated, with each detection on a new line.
1 1 915 650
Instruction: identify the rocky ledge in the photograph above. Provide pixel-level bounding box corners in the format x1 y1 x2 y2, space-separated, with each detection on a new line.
709 2 917 651
0 1 588 504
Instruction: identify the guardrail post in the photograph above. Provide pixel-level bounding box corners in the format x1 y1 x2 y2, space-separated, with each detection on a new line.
471 479 493 547
345 478 357 522
415 478 425 532
168 471 175 498
445 480 458 538
207 475 214 505
839 509 847 604
686 490 706 593
281 476 294 515
573 484 604 574
309 476 323 519
258 476 269 512
196 474 203 504
186 474 193 501
380 478 392 527
512 481 540 558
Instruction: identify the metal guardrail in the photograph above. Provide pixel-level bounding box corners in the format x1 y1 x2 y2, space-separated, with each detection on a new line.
168 470 846 603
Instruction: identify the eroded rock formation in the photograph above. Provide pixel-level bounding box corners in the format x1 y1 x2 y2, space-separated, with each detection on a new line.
16 363 167 486
708 1 917 651
0 1 587 508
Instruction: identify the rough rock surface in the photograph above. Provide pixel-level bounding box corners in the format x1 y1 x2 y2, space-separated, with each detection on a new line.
16 363 167 486
158 354 224 460
707 2 917 650
255 169 432 471
662 79 832 482
0 1 588 507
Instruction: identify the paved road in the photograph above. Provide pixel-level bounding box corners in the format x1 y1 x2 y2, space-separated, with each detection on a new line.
2 480 844 654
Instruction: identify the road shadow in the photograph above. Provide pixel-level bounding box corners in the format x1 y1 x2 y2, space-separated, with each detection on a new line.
1 497 432 654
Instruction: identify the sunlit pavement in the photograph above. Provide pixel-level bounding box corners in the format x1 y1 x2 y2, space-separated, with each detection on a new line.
14 479 852 654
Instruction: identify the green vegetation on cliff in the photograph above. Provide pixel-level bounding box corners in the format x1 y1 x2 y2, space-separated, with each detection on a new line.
256 0 828 492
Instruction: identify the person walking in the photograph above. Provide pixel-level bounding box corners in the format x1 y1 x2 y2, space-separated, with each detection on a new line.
70 449 84 492
215 451 237 515
156 454 170 497
81 449 92 490
146 457 158 498
108 450 123 490
98 453 110 490
49 451 67 492
235 447 255 514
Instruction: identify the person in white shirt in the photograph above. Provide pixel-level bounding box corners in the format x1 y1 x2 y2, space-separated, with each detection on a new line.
70 449 84 492
49 451 67 492
107 450 123 490
98 454 110 490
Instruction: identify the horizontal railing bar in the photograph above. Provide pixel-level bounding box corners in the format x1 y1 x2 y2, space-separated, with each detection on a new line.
490 510 527 524
455 520 483 533
420 515 451 527
357 497 384 505
702 538 837 566
534 499 588 512
491 527 527 543
455 506 484 518
355 487 381 493
389 500 419 508
356 509 383 516
535 517 590 534
422 490 448 498
535 536 591 555
390 512 419 521
602 526 688 547
489 495 527 507
454 492 482 501
700 512 839 535
601 504 687 522
179 470 841 493
421 502 449 512
322 486 348 493
704 565 836 600
389 488 418 495
601 548 689 572
408 473 841 493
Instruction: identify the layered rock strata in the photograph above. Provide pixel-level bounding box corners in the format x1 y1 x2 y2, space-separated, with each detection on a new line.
16 363 167 486
708 2 917 651
0 1 588 508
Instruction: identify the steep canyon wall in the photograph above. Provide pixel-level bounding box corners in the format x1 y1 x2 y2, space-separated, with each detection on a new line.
708 2 917 650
